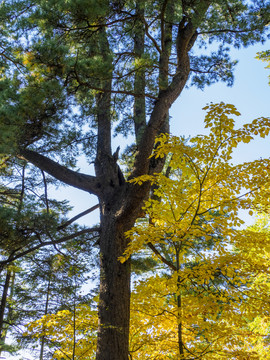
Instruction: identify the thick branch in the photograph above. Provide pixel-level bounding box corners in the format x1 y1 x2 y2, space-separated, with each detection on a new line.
198 28 260 35
72 74 158 100
130 52 191 179
131 4 211 180
19 148 101 196
95 27 113 160
133 0 146 143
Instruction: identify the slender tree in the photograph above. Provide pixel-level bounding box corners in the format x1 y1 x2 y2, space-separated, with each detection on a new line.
1 1 270 359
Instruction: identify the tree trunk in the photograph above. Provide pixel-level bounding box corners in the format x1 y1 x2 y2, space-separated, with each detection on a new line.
40 273 51 360
96 206 131 360
0 269 11 355
176 248 184 358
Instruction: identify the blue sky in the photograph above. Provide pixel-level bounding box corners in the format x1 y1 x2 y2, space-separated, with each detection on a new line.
171 42 270 163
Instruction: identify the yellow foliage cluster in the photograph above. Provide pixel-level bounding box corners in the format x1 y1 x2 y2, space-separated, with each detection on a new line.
25 305 97 359
124 103 270 358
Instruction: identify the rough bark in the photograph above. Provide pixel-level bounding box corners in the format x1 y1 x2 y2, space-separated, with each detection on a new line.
93 26 134 359
96 205 131 360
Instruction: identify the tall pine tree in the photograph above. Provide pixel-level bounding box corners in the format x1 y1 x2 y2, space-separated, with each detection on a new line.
1 1 270 359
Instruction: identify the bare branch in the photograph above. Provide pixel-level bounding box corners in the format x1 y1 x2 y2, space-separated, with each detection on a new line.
147 242 176 271
0 227 100 270
58 204 100 230
142 18 162 54
198 28 258 35
41 170 49 213
73 68 158 99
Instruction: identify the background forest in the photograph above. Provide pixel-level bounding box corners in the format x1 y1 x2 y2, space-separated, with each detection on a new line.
1 1 270 359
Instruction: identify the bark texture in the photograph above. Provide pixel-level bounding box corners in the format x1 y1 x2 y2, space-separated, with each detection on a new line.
96 210 131 360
